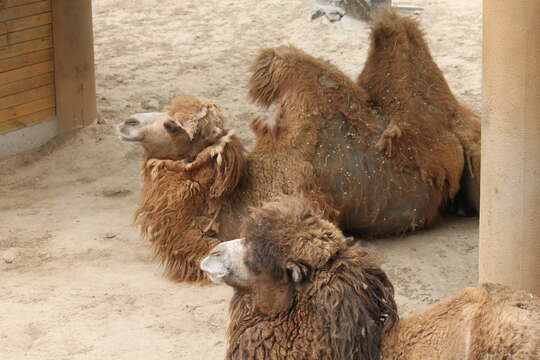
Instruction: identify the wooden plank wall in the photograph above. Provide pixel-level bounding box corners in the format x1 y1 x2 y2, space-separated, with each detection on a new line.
0 0 55 134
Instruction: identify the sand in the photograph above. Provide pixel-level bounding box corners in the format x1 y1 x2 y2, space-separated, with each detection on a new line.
0 0 481 358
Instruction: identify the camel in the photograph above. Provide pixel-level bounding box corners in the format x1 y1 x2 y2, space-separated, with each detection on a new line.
117 11 481 283
201 196 540 359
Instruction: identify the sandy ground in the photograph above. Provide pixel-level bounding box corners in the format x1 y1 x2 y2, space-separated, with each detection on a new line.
0 0 481 358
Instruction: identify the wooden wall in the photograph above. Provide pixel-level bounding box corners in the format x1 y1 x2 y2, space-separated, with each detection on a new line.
0 0 55 134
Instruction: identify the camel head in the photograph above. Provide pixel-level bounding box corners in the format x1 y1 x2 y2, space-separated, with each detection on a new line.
117 95 226 160
201 195 348 295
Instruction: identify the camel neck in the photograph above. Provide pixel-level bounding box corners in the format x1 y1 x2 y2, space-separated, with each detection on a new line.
379 294 475 360
379 319 412 360
379 315 439 360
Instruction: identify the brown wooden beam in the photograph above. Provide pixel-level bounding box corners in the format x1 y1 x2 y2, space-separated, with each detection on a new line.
51 0 97 132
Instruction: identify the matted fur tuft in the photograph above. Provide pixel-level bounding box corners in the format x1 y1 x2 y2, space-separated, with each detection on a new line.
248 47 282 108
209 131 247 199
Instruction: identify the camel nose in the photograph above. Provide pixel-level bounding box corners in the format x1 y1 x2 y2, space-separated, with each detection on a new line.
200 238 247 285
200 248 229 284
124 116 140 127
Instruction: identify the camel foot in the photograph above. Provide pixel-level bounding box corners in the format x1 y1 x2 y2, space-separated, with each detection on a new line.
309 0 396 23
309 5 346 22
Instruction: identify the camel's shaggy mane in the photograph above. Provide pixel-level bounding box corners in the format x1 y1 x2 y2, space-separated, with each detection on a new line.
135 126 246 283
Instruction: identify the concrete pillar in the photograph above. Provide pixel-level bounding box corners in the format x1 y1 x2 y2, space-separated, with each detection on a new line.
480 0 540 295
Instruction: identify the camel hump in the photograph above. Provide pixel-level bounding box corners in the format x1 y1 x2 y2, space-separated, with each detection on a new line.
369 9 426 52
248 45 294 108
365 10 482 213
359 9 459 114
249 45 369 110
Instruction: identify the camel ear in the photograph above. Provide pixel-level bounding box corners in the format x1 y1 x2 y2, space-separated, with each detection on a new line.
209 134 247 198
286 261 309 283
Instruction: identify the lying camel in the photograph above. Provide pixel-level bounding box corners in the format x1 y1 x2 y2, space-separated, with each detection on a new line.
201 196 540 359
117 11 480 283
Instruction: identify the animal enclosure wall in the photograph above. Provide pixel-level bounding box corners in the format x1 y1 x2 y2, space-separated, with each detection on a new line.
0 0 96 158
0 0 55 134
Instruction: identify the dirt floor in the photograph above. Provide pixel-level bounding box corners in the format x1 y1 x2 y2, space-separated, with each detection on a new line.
0 0 481 358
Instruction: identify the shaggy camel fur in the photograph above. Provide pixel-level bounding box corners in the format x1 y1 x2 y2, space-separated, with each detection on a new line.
201 196 540 360
118 11 480 283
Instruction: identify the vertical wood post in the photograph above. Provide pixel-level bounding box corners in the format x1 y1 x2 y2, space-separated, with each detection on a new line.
480 0 540 295
52 0 97 132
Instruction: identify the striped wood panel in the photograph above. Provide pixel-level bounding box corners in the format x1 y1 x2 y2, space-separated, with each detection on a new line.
0 23 51 46
0 71 53 97
1 0 49 9
0 0 55 134
0 47 52 72
0 1 51 22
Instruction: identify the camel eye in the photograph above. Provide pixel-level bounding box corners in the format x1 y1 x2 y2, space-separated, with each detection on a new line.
164 121 179 134
321 233 333 242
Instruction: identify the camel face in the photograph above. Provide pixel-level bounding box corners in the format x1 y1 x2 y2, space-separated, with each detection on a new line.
117 95 228 161
117 112 193 159
201 238 250 287
202 197 346 290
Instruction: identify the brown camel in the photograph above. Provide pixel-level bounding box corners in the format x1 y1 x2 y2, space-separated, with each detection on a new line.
117 11 480 283
201 196 540 359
